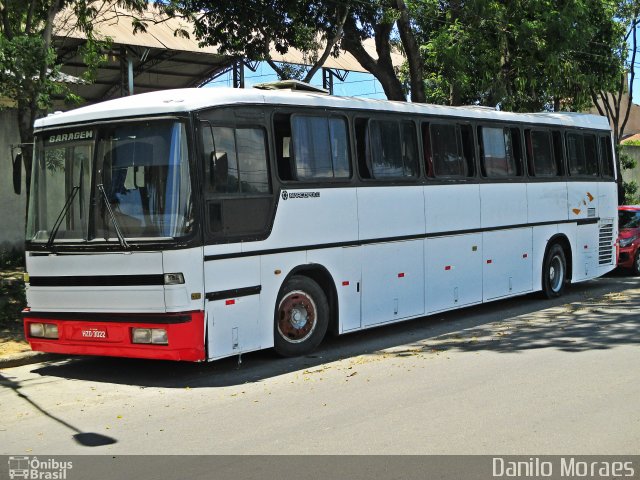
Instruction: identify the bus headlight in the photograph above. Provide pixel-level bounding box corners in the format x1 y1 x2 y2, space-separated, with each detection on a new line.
29 323 59 339
151 329 168 345
620 236 637 248
132 328 168 345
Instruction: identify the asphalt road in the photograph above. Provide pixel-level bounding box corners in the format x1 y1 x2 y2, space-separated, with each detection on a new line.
1 274 639 456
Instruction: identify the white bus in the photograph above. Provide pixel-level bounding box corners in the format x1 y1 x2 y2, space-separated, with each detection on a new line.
23 87 618 361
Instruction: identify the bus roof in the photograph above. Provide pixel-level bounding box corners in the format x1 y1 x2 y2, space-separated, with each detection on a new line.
34 87 612 131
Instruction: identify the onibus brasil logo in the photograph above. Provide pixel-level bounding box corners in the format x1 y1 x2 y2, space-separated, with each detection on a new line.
8 456 73 479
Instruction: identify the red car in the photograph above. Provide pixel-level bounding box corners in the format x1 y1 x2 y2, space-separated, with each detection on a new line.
618 205 640 274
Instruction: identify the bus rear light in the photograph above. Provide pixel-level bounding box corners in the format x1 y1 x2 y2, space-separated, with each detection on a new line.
164 273 185 285
132 328 168 345
29 323 58 339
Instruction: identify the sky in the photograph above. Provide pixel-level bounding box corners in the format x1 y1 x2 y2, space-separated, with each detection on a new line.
205 57 640 109
204 61 386 99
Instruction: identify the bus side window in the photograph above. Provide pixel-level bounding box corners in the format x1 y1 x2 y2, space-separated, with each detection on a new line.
368 120 418 179
290 115 351 180
567 132 599 177
584 134 599 176
460 124 476 177
428 123 465 177
526 130 557 177
421 123 434 177
566 132 584 176
273 114 293 181
509 127 524 176
552 131 564 176
209 127 240 194
478 126 522 177
201 123 270 194
200 121 215 185
355 117 372 179
600 135 615 178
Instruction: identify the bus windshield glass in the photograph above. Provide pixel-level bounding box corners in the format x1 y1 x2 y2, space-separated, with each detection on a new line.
27 120 193 244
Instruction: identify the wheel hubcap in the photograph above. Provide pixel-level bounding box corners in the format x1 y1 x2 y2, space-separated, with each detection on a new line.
549 255 564 292
277 290 317 344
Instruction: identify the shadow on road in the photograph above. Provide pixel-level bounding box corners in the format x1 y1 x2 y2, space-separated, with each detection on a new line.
30 275 640 389
0 372 118 447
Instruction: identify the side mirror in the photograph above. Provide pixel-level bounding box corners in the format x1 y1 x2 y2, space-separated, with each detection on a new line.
12 152 22 195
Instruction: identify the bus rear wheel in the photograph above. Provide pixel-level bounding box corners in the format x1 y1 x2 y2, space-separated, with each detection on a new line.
542 243 567 298
274 275 329 357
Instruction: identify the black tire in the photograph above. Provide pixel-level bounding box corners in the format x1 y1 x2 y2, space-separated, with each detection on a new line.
274 275 329 357
633 251 640 276
541 243 567 299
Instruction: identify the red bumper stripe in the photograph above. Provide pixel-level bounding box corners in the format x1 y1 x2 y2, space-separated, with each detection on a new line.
24 311 206 362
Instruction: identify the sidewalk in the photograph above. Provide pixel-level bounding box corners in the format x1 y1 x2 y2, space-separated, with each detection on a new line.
0 319 58 369
0 349 60 368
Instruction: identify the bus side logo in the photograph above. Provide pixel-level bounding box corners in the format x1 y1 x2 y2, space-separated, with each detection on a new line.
281 190 320 201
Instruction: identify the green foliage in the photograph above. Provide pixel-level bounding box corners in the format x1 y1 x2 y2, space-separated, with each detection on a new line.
0 272 26 331
170 0 333 60
619 147 638 171
0 0 148 204
623 179 640 204
274 63 309 81
0 249 25 270
617 146 640 204
0 34 65 111
411 0 623 111
0 0 148 119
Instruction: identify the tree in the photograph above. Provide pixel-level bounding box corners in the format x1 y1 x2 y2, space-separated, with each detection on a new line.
591 0 640 146
413 0 623 112
170 0 426 101
0 0 147 206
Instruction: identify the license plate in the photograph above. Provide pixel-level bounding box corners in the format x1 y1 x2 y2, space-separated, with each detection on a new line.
80 327 108 340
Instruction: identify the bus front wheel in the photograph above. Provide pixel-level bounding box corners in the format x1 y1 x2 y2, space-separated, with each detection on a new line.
274 275 329 357
542 243 567 299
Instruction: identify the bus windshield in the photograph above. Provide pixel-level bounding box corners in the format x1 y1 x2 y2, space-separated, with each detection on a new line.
27 120 193 244
619 209 640 229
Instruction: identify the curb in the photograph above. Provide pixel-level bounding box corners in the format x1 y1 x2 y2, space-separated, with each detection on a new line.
0 351 63 369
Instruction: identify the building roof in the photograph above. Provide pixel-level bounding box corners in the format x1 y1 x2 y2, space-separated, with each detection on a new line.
54 4 403 104
621 133 640 144
35 87 613 130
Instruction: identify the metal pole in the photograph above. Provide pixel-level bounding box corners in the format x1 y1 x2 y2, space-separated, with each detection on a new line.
128 54 134 95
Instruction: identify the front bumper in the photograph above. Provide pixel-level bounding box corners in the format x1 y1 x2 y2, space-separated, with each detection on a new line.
23 310 206 362
617 246 637 269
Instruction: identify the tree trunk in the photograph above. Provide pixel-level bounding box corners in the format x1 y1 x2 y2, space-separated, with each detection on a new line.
341 18 406 101
394 0 425 103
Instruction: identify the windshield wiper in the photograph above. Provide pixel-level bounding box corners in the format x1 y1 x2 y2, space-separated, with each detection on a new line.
46 186 80 250
97 183 130 250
